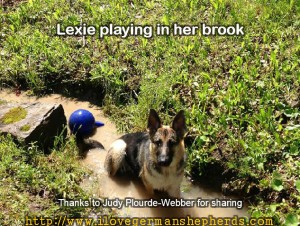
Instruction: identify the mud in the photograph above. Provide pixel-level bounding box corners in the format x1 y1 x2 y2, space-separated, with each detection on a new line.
0 89 248 218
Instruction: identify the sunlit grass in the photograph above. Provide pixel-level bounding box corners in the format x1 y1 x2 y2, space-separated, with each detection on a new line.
0 0 299 224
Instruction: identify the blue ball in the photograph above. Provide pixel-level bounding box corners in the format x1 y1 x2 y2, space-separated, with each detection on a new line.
69 109 95 136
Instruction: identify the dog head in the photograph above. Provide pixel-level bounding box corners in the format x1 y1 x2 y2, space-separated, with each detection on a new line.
147 109 187 167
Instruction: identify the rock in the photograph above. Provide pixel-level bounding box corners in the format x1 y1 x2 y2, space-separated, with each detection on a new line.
0 100 67 152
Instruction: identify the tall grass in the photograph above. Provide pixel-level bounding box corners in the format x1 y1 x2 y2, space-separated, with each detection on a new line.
0 0 299 224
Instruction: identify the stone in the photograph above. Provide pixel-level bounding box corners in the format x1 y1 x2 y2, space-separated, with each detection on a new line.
0 100 67 152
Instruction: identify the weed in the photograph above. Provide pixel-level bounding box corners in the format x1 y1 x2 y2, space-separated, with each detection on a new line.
0 135 105 225
0 0 299 224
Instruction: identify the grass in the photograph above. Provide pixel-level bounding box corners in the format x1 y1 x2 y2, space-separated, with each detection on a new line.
0 134 107 225
0 0 299 225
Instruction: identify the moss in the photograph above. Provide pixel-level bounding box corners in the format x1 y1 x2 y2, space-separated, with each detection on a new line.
20 124 31 132
1 107 27 124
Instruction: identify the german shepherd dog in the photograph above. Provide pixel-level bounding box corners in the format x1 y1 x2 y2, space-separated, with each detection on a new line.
104 109 187 197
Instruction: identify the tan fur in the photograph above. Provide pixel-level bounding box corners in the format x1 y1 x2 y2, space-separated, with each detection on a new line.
104 139 127 176
141 139 185 197
104 109 187 198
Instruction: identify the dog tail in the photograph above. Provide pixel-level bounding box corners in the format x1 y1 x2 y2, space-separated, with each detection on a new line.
76 135 104 157
104 139 127 176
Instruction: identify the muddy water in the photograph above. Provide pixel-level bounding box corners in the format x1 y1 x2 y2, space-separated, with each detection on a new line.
83 149 248 218
0 90 120 148
0 89 248 218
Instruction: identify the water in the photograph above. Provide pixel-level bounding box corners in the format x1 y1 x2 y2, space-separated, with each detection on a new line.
82 149 248 218
0 89 248 218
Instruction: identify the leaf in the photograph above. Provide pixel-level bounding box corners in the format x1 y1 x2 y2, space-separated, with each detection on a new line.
285 124 300 131
200 135 209 142
284 109 300 118
256 81 265 88
271 178 283 192
210 0 218 10
260 178 269 188
296 180 300 192
162 14 170 25
284 214 299 226
269 204 277 212
271 171 284 192
257 162 264 171
252 210 263 218
272 171 281 179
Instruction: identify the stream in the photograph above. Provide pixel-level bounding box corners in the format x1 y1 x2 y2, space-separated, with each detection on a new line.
0 89 248 218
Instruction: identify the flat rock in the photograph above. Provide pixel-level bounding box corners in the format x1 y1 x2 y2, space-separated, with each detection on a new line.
0 100 67 152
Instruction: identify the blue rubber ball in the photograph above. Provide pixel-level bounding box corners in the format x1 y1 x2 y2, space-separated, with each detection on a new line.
69 109 95 136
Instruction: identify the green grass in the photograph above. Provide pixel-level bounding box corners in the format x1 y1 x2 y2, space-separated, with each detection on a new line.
0 135 105 225
0 0 299 225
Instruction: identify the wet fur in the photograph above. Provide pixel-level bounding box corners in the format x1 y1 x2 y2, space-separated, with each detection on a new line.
104 110 187 197
76 135 104 157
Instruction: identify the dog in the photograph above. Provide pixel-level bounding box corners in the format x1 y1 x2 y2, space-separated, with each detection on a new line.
104 109 187 197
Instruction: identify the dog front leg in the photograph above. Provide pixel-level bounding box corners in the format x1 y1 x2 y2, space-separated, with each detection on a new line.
140 169 155 196
144 181 155 196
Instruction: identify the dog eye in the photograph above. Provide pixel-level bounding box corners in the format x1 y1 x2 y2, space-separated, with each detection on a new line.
169 140 177 145
155 140 162 146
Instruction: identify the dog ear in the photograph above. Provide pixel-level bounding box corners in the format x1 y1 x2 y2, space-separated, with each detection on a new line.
172 110 187 140
147 109 162 136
